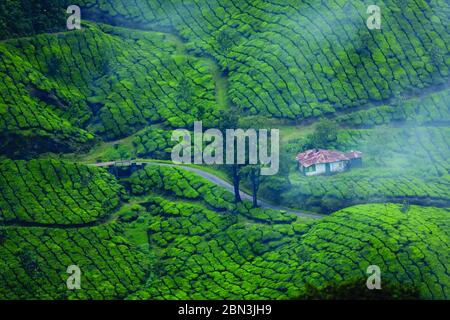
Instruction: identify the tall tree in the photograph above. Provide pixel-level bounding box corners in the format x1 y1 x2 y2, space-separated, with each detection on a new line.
218 108 242 203
242 165 261 208
306 119 338 150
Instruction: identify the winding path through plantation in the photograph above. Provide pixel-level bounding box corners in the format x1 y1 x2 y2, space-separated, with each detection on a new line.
91 161 324 220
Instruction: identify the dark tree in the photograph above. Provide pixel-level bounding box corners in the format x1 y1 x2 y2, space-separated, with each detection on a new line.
218 108 242 203
248 165 262 208
176 78 193 102
0 0 69 40
306 119 338 149
430 45 443 69
231 164 242 203
400 199 410 213
250 166 261 208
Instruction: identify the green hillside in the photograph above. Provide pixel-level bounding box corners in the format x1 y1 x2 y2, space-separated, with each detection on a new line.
1 165 448 299
0 159 122 225
77 0 450 118
0 0 449 300
0 22 222 157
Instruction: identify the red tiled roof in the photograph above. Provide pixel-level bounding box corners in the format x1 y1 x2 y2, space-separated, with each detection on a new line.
344 151 363 159
296 149 362 167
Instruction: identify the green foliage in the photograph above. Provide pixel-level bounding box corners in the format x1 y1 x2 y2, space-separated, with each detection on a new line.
0 161 448 299
0 22 221 156
285 168 449 213
132 127 175 159
300 277 420 300
336 88 450 127
127 201 448 300
0 222 147 299
305 119 339 150
0 0 69 40
240 206 297 224
0 159 122 225
129 165 235 211
126 197 313 299
0 0 449 301
280 124 450 213
295 204 450 300
80 0 450 120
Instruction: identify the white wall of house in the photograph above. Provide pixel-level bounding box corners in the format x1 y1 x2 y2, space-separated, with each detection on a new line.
330 161 346 172
305 163 326 176
303 161 348 176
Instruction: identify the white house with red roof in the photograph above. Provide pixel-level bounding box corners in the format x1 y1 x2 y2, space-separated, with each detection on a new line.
296 149 362 176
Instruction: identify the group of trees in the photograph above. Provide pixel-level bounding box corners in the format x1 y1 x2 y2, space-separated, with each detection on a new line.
132 127 175 159
304 119 339 150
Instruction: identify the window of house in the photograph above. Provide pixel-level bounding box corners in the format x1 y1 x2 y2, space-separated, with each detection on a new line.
305 164 316 173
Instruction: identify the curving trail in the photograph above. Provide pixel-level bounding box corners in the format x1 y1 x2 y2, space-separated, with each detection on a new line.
90 161 324 220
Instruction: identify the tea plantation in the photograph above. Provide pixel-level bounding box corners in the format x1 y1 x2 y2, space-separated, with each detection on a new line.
77 0 450 118
1 164 448 299
0 22 221 157
0 159 122 225
0 0 449 300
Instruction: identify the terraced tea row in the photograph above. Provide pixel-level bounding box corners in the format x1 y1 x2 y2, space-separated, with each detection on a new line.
0 22 221 157
129 165 236 211
336 87 450 127
0 159 122 225
0 222 147 299
80 0 450 120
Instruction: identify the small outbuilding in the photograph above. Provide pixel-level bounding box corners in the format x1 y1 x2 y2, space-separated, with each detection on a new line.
296 149 362 176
